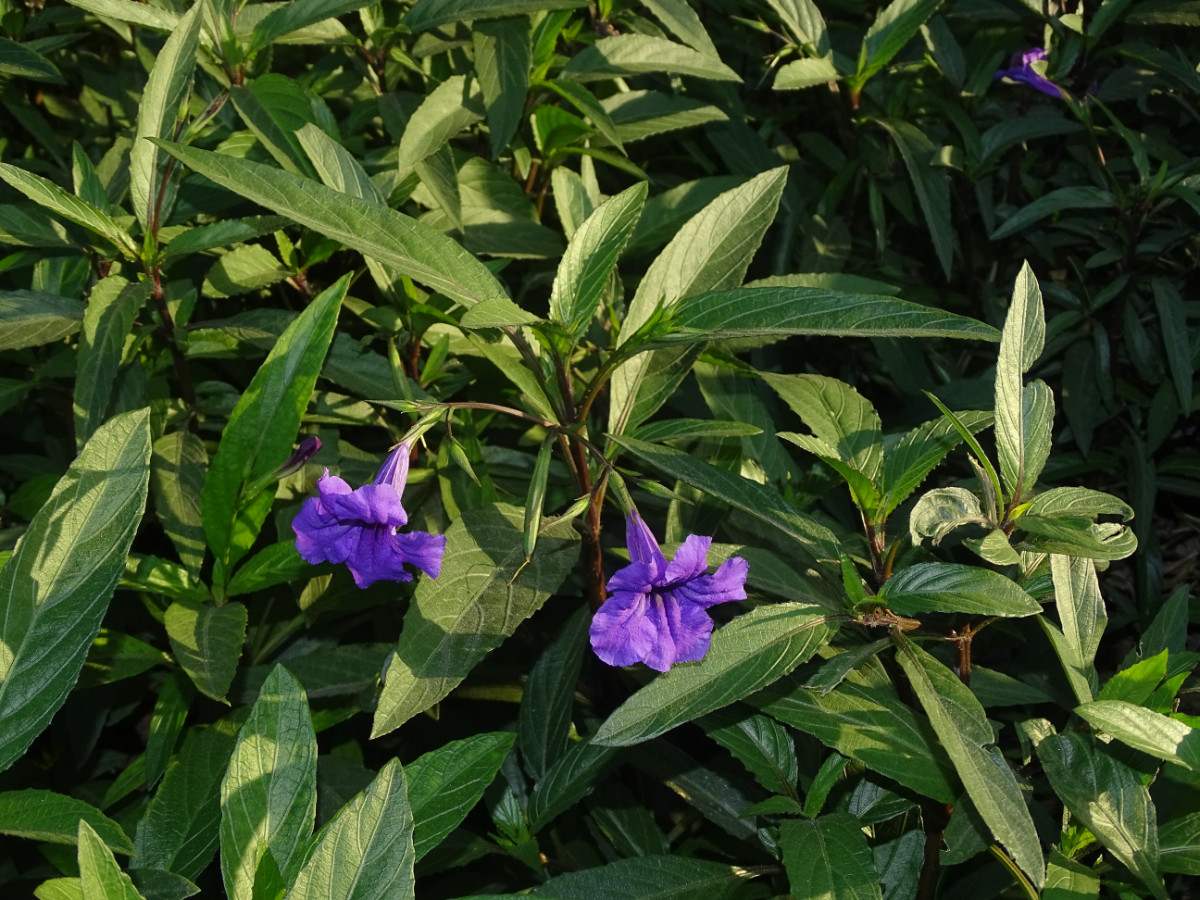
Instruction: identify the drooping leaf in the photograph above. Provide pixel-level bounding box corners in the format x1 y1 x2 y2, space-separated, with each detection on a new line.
0 409 151 773
372 505 580 737
0 290 84 350
219 666 317 900
593 604 834 747
0 791 134 855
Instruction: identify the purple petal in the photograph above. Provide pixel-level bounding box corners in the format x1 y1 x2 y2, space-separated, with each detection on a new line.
392 529 446 579
607 560 655 595
674 556 749 609
293 490 359 565
664 534 712 584
373 442 412 495
321 481 408 528
638 591 715 671
625 511 666 579
1021 47 1049 67
590 589 657 668
341 525 415 588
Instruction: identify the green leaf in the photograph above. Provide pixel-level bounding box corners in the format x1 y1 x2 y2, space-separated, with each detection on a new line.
610 435 840 561
631 418 763 443
164 600 247 703
0 791 134 855
859 0 940 84
599 89 725 146
63 0 179 30
407 732 515 860
397 75 485 173
229 78 319 180
0 36 65 83
150 431 207 579
404 0 584 31
780 814 882 900
131 0 203 234
1152 278 1193 413
202 244 289 298
1098 651 1167 706
226 541 312 597
248 0 376 55
881 411 993 516
1158 810 1200 875
519 606 589 779
994 262 1046 506
774 56 839 89
877 563 1040 618
700 708 799 797
527 737 620 831
562 34 740 83
550 181 646 340
78 821 145 900
991 187 1117 240
458 295 543 328
74 276 150 449
642 0 720 58
0 290 84 350
152 141 506 308
0 163 138 258
372 504 580 737
220 666 317 899
1050 555 1106 704
146 672 190 788
133 715 243 881
474 17 531 158
1075 700 1200 771
296 123 382 203
762 372 883 483
1024 487 1133 521
530 855 750 899
593 604 834 747
285 758 414 900
752 659 957 803
876 118 953 280
79 629 167 688
0 409 150 773
1037 732 1166 899
201 274 345 584
766 0 828 52
895 639 1044 887
674 286 999 341
1013 515 1137 561
610 167 787 435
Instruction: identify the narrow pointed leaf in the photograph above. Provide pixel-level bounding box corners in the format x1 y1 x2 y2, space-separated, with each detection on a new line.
0 290 84 350
249 0 379 55
994 261 1045 504
530 855 750 899
881 411 993 515
877 562 1041 617
780 814 882 900
78 821 144 900
0 409 150 773
164 600 247 703
150 431 207 579
0 791 133 855
562 34 740 83
220 666 317 900
1075 700 1200 771
73 276 149 449
593 604 834 747
0 163 138 258
404 0 584 31
475 17 531 158
877 118 952 279
1050 555 1106 704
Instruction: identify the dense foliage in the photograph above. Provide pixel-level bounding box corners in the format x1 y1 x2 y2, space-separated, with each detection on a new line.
0 0 1197 897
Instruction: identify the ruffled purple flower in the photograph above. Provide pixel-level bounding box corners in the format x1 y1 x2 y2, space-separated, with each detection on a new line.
994 48 1063 98
589 511 748 672
292 441 445 588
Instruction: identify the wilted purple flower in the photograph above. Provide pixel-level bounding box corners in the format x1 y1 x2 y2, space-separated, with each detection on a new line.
589 511 748 672
292 441 445 588
994 47 1063 98
275 436 322 478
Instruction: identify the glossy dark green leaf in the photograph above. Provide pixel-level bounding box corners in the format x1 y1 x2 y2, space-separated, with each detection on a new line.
1158 810 1200 875
164 600 247 703
528 737 621 831
248 0 378 55
877 118 952 279
877 562 1040 618
1152 278 1193 413
0 35 65 83
780 814 882 900
529 855 749 899
700 707 799 798
0 409 151 773
594 605 833 747
372 504 580 737
519 607 589 778
1037 732 1165 899
0 790 134 855
404 0 584 31
146 672 190 789
991 187 1117 240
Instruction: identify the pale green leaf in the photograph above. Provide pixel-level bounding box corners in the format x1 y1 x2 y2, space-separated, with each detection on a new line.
1075 700 1200 771
0 163 138 258
78 821 144 900
774 56 838 90
404 0 584 31
562 34 740 83
0 290 84 351
994 261 1045 506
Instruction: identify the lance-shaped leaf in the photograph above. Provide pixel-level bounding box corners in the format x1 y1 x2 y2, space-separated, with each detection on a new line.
562 34 740 83
1037 732 1166 900
766 0 828 52
1049 555 1106 704
151 140 506 308
248 0 379 55
78 821 144 900
220 666 317 900
781 814 882 900
527 855 749 899
74 276 150 449
895 639 1044 887
995 262 1046 506
0 290 84 351
593 604 834 747
877 118 953 280
0 163 138 258
0 35 65 83
164 599 248 703
131 0 203 233
881 410 993 516
1075 700 1200 771
1014 514 1137 560
151 431 207 579
550 181 647 341
753 659 957 803
990 186 1117 240
876 562 1041 618
763 372 884 483
475 17 531 158
201 275 345 585
0 791 134 854
372 504 580 737
407 732 515 860
404 0 585 31
285 758 414 900
673 286 999 341
858 0 940 84
774 56 838 90
0 409 151 773
519 606 589 779
610 435 840 561
700 708 799 798
609 168 787 435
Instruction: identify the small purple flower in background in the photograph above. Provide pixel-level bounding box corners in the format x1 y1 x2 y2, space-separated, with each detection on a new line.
292 441 445 588
275 436 322 478
589 511 749 672
994 47 1063 98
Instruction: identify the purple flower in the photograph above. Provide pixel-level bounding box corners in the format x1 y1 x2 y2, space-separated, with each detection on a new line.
589 511 748 672
994 47 1063 98
292 442 445 588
